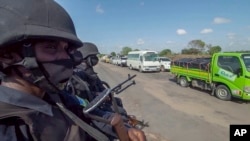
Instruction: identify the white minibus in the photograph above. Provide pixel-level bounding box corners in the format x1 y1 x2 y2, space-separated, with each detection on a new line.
127 50 161 72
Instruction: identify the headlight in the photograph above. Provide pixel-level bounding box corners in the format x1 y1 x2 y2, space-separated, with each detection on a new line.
244 86 250 93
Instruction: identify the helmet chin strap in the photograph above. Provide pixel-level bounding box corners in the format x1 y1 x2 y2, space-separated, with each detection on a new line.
10 44 60 93
1 57 60 94
1 42 74 94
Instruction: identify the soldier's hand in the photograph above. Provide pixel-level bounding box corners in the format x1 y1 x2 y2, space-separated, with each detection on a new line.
128 128 146 141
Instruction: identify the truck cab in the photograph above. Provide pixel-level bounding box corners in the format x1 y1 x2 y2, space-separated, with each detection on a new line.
211 53 250 100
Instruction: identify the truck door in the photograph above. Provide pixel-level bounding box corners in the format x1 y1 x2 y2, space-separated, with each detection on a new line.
215 55 245 97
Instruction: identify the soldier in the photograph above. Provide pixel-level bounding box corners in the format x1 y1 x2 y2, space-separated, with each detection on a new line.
0 0 146 141
66 42 129 140
72 42 124 106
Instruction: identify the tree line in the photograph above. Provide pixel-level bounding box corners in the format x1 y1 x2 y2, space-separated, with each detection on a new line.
100 39 250 58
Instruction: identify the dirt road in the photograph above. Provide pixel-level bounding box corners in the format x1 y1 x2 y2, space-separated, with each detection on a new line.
95 62 250 141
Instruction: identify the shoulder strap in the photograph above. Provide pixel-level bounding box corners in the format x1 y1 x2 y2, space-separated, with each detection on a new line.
56 102 110 141
49 94 110 141
0 103 35 120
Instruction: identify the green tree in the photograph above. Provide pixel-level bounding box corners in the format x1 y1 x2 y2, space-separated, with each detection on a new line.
110 52 116 56
133 49 140 51
181 48 189 54
207 46 221 55
97 54 105 58
159 49 172 56
181 48 200 54
188 40 206 53
120 46 132 55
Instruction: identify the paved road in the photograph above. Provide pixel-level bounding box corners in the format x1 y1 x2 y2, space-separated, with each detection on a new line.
95 62 250 141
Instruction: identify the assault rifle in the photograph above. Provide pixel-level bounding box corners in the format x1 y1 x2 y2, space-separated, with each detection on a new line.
83 74 136 113
83 74 137 141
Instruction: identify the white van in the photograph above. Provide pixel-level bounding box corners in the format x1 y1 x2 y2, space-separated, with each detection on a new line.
127 50 161 72
156 57 171 72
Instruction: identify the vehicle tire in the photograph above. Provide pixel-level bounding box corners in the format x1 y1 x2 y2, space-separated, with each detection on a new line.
139 66 143 73
215 85 231 101
101 81 110 89
179 77 189 87
160 65 165 72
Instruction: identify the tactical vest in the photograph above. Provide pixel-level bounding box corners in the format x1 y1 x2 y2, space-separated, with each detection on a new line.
0 101 92 141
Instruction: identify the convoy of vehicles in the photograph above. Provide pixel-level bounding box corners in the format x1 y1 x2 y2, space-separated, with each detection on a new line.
126 51 161 72
155 57 171 72
112 56 128 67
101 55 112 63
101 51 250 101
170 53 250 101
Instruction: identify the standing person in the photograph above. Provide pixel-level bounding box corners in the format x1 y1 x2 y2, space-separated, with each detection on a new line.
0 0 146 141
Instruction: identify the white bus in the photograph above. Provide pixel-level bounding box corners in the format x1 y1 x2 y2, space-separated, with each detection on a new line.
127 50 161 72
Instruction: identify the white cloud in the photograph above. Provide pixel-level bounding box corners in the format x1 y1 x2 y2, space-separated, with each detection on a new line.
213 17 231 24
166 40 174 44
137 38 145 45
96 4 104 14
200 28 213 34
228 41 234 46
227 33 235 39
176 29 187 35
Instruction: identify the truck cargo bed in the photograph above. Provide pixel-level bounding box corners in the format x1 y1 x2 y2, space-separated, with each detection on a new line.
171 58 211 81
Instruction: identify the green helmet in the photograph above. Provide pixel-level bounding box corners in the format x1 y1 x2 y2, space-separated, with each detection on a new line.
0 0 82 48
0 0 82 93
77 42 100 59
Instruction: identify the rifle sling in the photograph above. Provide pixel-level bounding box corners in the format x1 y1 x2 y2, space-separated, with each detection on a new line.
56 102 110 141
49 93 109 141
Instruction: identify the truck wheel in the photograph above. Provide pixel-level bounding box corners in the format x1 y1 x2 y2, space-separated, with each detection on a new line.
179 77 189 87
215 85 231 101
160 66 165 72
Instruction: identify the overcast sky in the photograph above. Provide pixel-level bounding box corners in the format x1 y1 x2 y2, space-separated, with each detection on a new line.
55 0 250 54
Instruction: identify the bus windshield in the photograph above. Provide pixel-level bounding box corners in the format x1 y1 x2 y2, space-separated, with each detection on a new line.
242 54 250 72
144 52 158 61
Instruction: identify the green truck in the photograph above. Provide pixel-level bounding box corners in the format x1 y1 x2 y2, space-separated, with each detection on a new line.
170 53 250 101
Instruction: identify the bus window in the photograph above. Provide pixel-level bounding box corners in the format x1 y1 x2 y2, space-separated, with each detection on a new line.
144 52 158 61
